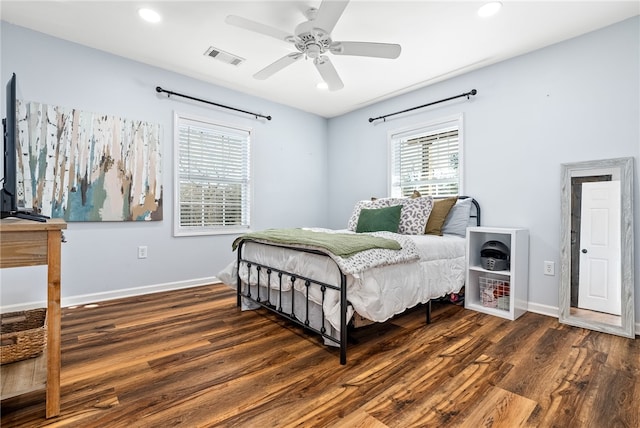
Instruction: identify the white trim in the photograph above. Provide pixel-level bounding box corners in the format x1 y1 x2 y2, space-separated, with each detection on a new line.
458 114 465 193
527 302 558 318
175 227 249 237
387 113 462 140
0 277 221 313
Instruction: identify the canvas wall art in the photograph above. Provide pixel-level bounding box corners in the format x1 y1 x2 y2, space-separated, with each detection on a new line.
16 100 162 221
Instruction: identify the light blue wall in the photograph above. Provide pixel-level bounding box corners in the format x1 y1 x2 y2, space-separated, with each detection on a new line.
1 17 639 319
327 16 640 315
0 22 329 306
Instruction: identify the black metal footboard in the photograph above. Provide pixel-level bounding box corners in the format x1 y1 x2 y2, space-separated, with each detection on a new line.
236 239 349 365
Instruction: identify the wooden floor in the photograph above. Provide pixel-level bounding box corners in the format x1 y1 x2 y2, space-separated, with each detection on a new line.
2 284 639 427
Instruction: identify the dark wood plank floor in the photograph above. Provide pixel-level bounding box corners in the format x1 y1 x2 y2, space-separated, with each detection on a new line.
2 284 639 427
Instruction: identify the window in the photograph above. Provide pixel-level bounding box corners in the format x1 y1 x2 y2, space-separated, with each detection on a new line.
389 115 462 198
174 113 251 236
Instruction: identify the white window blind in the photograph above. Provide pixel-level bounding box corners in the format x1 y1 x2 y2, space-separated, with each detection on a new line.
390 116 461 198
174 114 251 236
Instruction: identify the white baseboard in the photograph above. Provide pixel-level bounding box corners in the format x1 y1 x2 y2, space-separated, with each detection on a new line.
0 276 222 313
527 302 558 318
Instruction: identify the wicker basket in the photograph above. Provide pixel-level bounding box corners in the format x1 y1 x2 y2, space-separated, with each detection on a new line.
1 308 47 365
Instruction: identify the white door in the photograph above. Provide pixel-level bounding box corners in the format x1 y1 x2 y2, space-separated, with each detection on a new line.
578 181 621 315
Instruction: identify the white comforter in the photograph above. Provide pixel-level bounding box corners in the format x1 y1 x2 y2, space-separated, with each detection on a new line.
217 231 466 334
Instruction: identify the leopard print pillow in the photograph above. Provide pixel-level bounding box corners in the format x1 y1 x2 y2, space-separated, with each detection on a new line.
387 196 434 235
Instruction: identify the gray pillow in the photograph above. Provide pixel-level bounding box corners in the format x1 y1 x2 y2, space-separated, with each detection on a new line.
442 198 472 237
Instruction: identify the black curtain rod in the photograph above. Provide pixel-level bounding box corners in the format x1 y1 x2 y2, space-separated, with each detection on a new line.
368 89 477 123
156 86 272 121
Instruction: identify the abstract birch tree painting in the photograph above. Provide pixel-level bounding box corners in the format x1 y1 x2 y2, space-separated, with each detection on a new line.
16 100 162 221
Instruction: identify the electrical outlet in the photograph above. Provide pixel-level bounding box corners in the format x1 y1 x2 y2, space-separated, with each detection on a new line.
138 246 148 259
544 261 555 276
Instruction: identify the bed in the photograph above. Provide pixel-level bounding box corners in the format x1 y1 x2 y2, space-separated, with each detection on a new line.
217 196 480 364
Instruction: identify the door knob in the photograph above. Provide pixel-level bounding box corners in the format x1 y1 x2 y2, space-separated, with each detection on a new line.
581 248 588 253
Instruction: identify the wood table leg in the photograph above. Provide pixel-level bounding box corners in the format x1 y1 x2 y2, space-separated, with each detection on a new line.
46 229 61 418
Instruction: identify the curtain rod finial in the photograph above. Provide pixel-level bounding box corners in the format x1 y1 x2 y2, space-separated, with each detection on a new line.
471 89 477 95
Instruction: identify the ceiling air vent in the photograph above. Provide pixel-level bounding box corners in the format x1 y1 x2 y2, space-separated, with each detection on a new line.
204 46 245 66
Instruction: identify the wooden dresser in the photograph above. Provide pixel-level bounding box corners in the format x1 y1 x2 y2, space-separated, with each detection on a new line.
0 218 67 418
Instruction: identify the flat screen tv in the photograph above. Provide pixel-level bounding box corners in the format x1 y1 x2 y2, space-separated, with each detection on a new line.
1 73 48 221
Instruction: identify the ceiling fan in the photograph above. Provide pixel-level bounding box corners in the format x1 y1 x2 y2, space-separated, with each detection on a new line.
225 0 401 91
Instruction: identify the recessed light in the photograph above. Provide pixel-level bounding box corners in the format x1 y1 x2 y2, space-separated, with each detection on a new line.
478 1 502 17
317 82 329 90
138 8 162 23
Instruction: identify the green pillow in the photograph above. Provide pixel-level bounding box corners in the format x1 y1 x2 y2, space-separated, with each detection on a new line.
425 196 458 235
356 205 403 233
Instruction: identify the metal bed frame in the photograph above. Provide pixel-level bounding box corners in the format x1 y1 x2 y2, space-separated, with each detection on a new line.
236 197 480 365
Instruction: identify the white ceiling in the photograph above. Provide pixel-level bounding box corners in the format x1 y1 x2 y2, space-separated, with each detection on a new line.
1 1 638 118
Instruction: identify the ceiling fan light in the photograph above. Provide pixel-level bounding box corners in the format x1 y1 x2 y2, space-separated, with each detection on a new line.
478 2 502 17
138 8 162 23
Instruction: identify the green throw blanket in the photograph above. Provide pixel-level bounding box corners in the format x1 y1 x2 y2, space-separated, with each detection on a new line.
232 228 401 258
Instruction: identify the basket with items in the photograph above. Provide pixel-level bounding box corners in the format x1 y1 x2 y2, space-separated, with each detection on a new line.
479 277 510 311
1 308 47 365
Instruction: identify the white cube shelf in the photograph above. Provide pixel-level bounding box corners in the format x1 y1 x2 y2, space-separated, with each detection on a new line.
465 227 529 320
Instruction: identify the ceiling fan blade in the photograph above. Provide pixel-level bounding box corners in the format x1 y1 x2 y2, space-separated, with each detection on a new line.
253 53 303 80
314 56 344 91
330 42 401 59
314 0 349 34
225 15 294 42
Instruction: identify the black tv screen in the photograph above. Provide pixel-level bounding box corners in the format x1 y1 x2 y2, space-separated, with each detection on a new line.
1 72 17 216
1 73 47 221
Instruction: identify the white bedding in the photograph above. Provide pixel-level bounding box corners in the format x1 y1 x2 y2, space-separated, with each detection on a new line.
217 230 466 336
